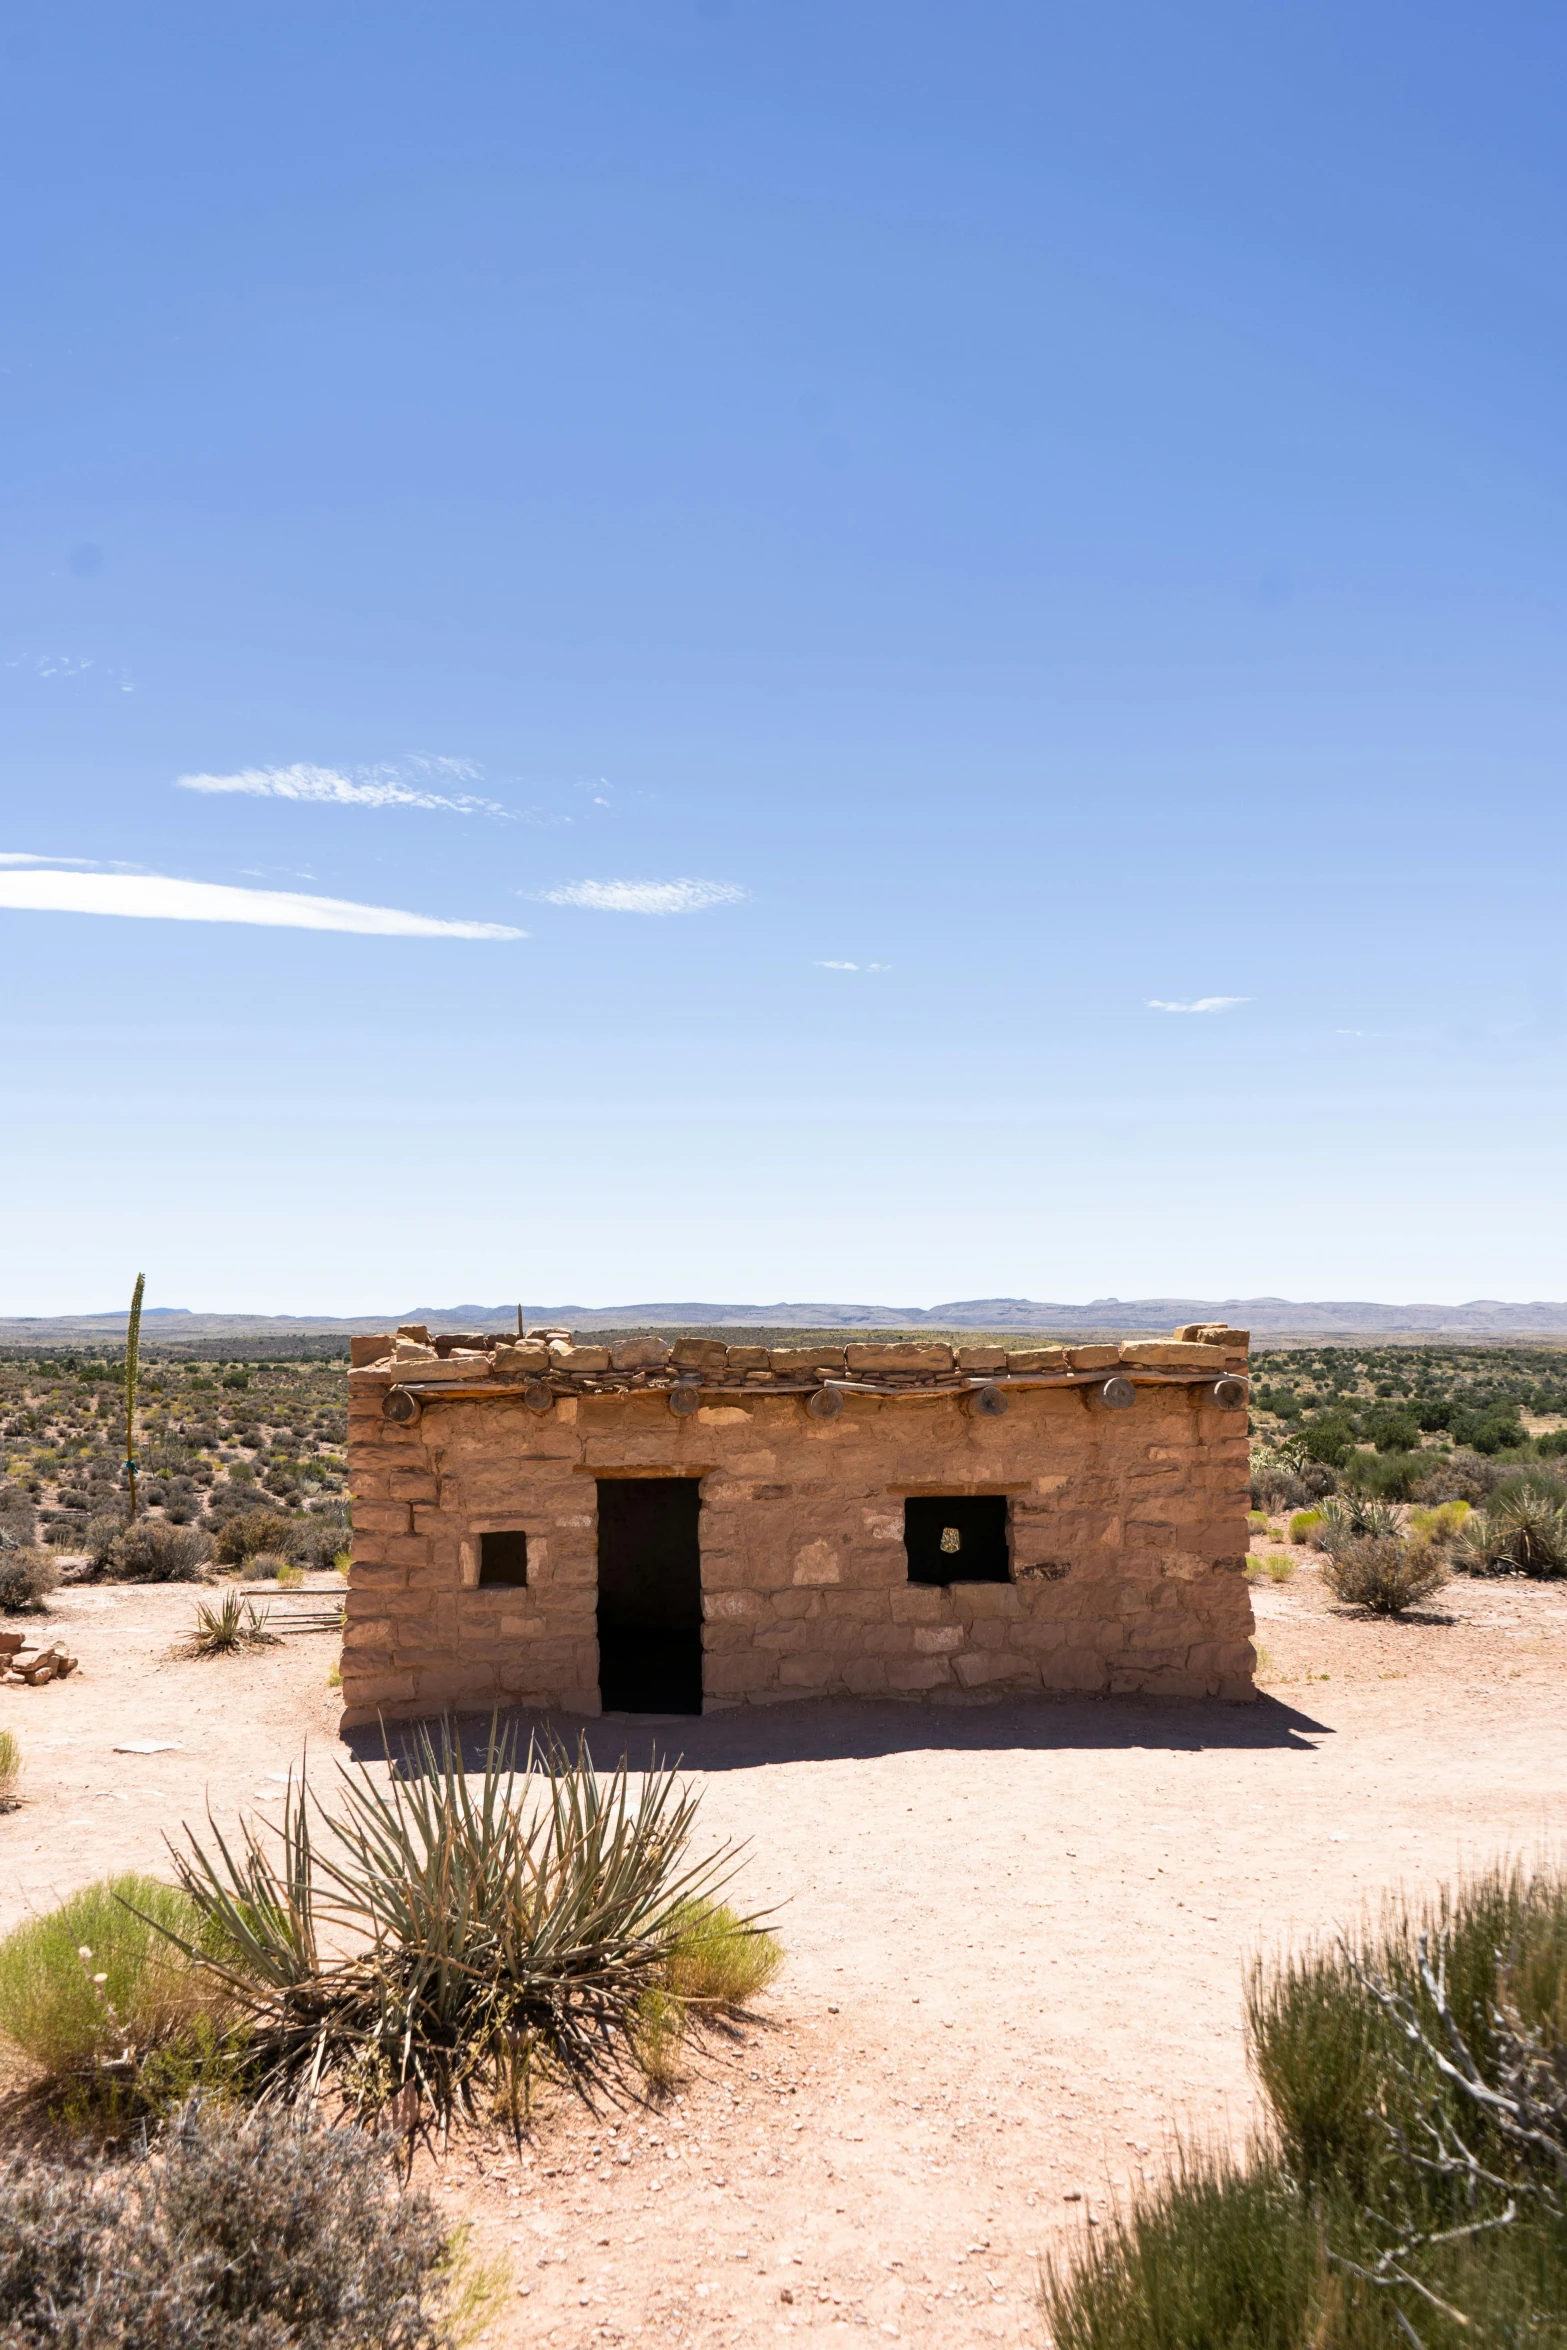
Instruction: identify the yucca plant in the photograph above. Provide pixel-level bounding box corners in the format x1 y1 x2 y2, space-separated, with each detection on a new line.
157 1722 758 2130
1486 1484 1567 1574
183 1591 279 1658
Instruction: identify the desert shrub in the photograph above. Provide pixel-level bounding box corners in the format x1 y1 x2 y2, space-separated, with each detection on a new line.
1287 1509 1322 1543
84 1512 125 1572
1321 1534 1447 1615
247 1550 290 1580
0 1491 36 1545
289 1510 352 1570
210 1507 295 1567
1414 1448 1507 1506
1312 1495 1402 1556
1341 1448 1426 1502
1262 1552 1293 1583
1537 1428 1567 1459
0 1730 18 1808
105 1517 210 1583
0 1874 228 2083
1042 2151 1334 2350
1251 1457 1336 1511
663 1899 783 2008
1408 1499 1471 1543
0 2099 468 2349
1046 1864 1567 2349
167 1720 756 2127
0 1547 60 1612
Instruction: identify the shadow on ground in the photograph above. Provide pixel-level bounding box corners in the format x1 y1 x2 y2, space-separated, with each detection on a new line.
342 1690 1331 1775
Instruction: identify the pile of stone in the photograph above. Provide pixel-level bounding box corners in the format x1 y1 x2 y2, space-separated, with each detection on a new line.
351 1322 1249 1398
0 1631 79 1685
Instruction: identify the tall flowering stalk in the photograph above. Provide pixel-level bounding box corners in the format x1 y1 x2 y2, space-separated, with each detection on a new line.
124 1270 145 1521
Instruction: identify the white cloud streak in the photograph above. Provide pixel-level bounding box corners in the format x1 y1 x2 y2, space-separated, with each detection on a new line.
0 867 523 939
1147 995 1249 1013
539 878 748 914
176 759 508 815
815 960 890 972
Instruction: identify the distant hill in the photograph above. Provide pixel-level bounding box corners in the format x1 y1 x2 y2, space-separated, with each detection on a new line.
7 1297 1567 1344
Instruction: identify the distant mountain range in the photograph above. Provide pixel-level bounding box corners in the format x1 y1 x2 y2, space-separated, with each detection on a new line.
7 1297 1567 1342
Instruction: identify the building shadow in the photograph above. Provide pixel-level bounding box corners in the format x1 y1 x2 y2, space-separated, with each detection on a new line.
341 1689 1330 1777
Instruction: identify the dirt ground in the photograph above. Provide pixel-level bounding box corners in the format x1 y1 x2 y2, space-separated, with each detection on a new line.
3 1552 1566 2348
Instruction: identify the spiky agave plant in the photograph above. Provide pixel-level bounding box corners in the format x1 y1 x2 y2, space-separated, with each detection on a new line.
124 1270 145 1522
183 1591 279 1657
156 1722 756 2128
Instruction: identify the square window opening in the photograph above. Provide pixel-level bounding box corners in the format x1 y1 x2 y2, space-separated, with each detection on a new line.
478 1529 528 1588
903 1495 1011 1585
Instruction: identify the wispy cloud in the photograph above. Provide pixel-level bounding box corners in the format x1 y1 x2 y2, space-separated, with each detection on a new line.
815 960 890 972
1147 995 1249 1014
0 865 523 939
175 757 508 815
539 878 748 914
0 850 107 867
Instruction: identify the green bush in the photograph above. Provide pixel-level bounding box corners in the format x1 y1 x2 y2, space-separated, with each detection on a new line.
0 1729 18 1808
105 1517 210 1582
1287 1509 1322 1543
0 2100 471 2349
210 1507 295 1567
1321 1534 1447 1615
0 1547 60 1612
1341 1448 1426 1502
0 1874 226 2081
1045 1863 1567 2349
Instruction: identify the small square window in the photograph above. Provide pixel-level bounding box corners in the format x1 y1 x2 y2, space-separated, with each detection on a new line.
904 1496 1010 1585
478 1530 528 1587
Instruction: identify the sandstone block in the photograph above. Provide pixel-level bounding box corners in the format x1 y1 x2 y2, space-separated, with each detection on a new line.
1119 1342 1225 1370
550 1343 610 1371
844 1343 953 1372
346 1562 409 1592
950 1582 1022 1617
350 1334 394 1367
493 1342 551 1377
670 1338 728 1370
340 1670 417 1704
354 1502 412 1535
704 1653 776 1695
609 1337 672 1370
777 1652 836 1687
954 1651 1039 1689
889 1585 946 1623
1066 1346 1121 1370
770 1347 847 1372
705 1589 769 1622
886 1657 952 1691
388 1470 440 1503
724 1346 770 1369
914 1625 964 1654
1005 1346 1069 1373
956 1347 1007 1373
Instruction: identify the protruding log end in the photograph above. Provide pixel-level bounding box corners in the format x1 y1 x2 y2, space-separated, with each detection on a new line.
523 1380 555 1414
382 1388 422 1426
669 1383 702 1417
1084 1375 1136 1411
1205 1376 1248 1411
966 1383 1009 1418
806 1383 845 1419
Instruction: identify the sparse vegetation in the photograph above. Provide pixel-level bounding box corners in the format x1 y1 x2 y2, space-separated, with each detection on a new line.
0 1729 19 1808
1045 1859 1567 2348
0 2098 479 2349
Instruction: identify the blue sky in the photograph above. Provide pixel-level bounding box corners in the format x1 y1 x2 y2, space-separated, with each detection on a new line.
3 1 1564 1314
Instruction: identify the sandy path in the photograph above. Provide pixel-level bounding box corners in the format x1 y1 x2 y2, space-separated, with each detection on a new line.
3 1562 1565 2347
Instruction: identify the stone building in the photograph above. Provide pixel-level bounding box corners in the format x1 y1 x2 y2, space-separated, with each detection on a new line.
340 1323 1255 1726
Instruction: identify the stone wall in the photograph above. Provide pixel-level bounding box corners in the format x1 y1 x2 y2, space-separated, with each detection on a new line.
341 1325 1254 1725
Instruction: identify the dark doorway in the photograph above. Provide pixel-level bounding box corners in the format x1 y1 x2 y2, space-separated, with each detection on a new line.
596 1478 704 1713
478 1530 528 1588
904 1495 1011 1585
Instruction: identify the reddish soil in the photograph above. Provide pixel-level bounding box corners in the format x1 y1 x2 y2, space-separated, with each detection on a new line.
3 1554 1565 2348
